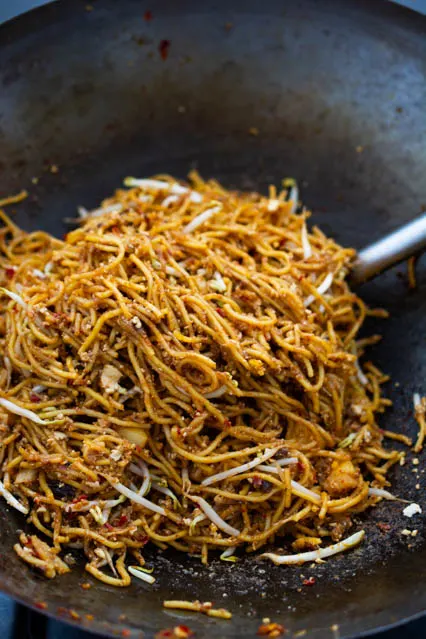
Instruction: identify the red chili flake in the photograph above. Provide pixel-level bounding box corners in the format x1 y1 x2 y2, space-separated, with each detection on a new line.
377 522 391 533
297 460 304 472
105 522 114 531
72 494 88 504
35 601 48 610
29 393 41 403
224 418 232 428
155 631 173 639
216 307 225 316
159 39 171 60
303 577 316 586
135 445 143 455
121 631 131 638
144 10 153 21
118 514 128 526
5 267 15 278
111 225 121 235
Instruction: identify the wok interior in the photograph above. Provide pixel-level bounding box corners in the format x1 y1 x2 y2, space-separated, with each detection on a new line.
0 1 425 637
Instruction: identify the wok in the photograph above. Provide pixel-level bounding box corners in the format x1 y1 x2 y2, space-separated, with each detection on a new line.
0 0 425 637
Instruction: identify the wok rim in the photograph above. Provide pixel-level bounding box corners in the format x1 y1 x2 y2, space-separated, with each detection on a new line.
0 0 426 637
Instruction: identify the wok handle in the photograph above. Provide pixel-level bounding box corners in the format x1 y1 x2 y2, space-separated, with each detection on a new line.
350 212 426 285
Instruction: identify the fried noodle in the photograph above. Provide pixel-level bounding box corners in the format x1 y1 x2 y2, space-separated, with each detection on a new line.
0 173 408 584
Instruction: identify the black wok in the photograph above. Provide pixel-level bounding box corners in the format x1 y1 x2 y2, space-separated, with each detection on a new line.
0 1 426 637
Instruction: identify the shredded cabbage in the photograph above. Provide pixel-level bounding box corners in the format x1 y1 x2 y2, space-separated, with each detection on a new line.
304 272 334 308
301 222 312 259
191 496 240 537
291 480 322 504
0 479 28 514
111 480 166 516
260 530 365 565
0 397 58 425
128 566 156 584
201 448 280 486
0 288 27 310
203 385 228 400
183 206 221 233
220 546 238 562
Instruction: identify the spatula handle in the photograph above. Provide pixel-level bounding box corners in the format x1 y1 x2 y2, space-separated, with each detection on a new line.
350 213 426 285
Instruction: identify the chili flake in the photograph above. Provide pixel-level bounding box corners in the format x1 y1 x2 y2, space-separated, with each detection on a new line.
303 577 316 586
159 40 171 60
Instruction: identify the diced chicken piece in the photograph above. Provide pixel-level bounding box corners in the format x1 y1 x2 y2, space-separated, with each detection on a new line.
118 427 147 448
14 533 70 579
100 365 122 395
323 460 359 497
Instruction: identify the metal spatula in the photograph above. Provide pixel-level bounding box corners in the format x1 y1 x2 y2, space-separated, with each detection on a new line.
350 213 426 285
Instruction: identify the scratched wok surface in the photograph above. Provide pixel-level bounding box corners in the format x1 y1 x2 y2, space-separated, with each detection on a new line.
0 0 426 637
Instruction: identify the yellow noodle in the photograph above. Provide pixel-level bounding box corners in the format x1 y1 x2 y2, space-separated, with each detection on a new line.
0 173 411 585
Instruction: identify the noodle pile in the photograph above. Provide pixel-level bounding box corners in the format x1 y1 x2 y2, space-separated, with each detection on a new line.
0 174 407 585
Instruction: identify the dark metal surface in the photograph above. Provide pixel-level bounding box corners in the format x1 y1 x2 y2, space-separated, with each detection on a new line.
0 0 426 637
